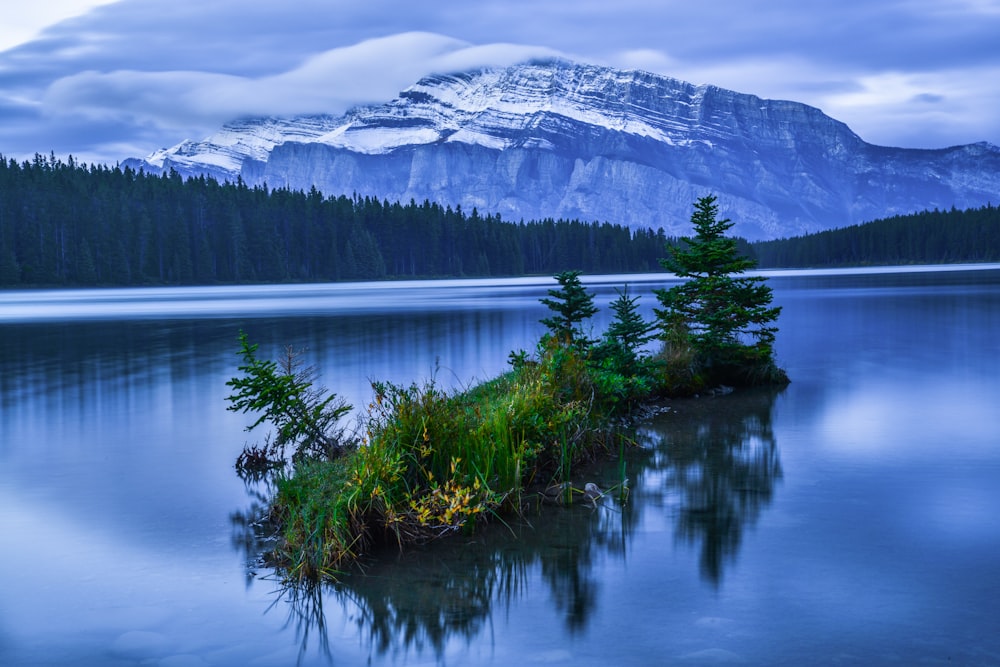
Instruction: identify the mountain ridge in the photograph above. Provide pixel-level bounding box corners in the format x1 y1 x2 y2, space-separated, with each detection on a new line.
125 59 1000 240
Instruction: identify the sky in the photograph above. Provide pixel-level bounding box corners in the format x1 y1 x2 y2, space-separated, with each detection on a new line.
1 0 999 166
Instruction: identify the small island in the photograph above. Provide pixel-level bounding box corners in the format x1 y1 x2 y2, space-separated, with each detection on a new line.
226 196 788 580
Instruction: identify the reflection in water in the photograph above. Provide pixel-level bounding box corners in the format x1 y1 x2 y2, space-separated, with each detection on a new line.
5 270 1000 666
269 581 334 665
637 388 783 584
233 479 638 662
230 476 281 587
232 389 780 661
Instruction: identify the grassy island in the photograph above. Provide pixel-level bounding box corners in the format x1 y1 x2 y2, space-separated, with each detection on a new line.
226 196 789 580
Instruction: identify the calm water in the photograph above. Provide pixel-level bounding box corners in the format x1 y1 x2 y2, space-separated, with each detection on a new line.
1 266 999 666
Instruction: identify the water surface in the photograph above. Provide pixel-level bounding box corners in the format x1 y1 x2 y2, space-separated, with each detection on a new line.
1 266 999 666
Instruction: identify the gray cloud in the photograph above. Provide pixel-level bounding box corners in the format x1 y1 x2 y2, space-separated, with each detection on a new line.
1 0 998 164
910 93 947 104
37 33 562 135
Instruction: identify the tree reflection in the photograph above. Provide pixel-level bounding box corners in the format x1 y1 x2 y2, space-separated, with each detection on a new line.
636 387 783 585
232 480 636 663
229 475 280 588
228 388 779 661
266 580 333 665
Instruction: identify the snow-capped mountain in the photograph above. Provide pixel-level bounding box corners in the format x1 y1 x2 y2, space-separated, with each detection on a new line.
125 60 1000 240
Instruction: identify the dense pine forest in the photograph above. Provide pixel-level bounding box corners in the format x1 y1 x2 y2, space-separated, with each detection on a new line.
0 154 670 287
2 153 997 288
751 205 1000 268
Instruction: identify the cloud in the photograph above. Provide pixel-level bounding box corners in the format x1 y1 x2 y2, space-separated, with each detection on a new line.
0 1 120 51
610 50 681 76
1 0 1000 163
819 66 1000 147
36 33 563 145
910 93 946 104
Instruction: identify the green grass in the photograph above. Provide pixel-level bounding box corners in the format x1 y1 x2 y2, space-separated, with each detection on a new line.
266 338 636 580
252 332 787 581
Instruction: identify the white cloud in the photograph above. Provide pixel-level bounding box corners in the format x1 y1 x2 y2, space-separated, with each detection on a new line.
38 32 564 145
608 49 681 76
0 1 120 51
819 66 1000 147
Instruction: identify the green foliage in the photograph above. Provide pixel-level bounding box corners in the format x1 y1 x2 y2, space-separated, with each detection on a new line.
539 270 598 348
265 333 626 579
650 323 705 397
594 285 656 376
654 195 786 386
225 331 355 470
5 154 997 290
605 285 655 351
269 458 359 580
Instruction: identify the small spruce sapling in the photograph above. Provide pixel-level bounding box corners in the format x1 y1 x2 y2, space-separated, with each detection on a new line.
605 285 655 356
540 270 598 349
226 332 354 472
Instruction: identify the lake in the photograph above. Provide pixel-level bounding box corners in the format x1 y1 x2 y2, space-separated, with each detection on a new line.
2 266 999 666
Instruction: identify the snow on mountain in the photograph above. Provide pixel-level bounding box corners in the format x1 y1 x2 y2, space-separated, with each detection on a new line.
124 59 1000 240
138 115 343 178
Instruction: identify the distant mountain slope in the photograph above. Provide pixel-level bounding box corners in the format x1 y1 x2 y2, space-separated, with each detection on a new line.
124 59 1000 241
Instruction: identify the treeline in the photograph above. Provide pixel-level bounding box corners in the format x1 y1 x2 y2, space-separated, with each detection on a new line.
751 205 1000 268
0 153 671 287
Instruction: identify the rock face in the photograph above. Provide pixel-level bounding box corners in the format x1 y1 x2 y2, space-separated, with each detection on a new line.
125 59 1000 240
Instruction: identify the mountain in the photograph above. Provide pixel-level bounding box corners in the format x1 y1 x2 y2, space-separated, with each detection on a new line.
124 59 1000 241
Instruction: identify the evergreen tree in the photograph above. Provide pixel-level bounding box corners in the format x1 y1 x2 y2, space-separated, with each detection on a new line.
0 152 693 287
74 238 97 284
540 270 598 347
596 284 655 376
226 332 355 467
605 285 654 353
654 195 785 385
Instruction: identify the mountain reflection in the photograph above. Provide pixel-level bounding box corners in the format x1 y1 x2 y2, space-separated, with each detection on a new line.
636 388 783 584
230 388 780 661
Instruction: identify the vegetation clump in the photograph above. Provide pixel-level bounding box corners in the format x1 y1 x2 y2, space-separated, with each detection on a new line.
227 195 788 580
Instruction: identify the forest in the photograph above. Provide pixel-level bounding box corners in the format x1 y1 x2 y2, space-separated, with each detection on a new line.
0 153 669 287
2 152 997 288
750 204 1000 268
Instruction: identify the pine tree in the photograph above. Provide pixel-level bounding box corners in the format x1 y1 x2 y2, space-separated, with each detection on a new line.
598 284 655 376
540 270 598 348
655 195 786 385
605 285 654 353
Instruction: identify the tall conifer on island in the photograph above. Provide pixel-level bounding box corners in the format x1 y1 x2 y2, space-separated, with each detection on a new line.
654 195 788 386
